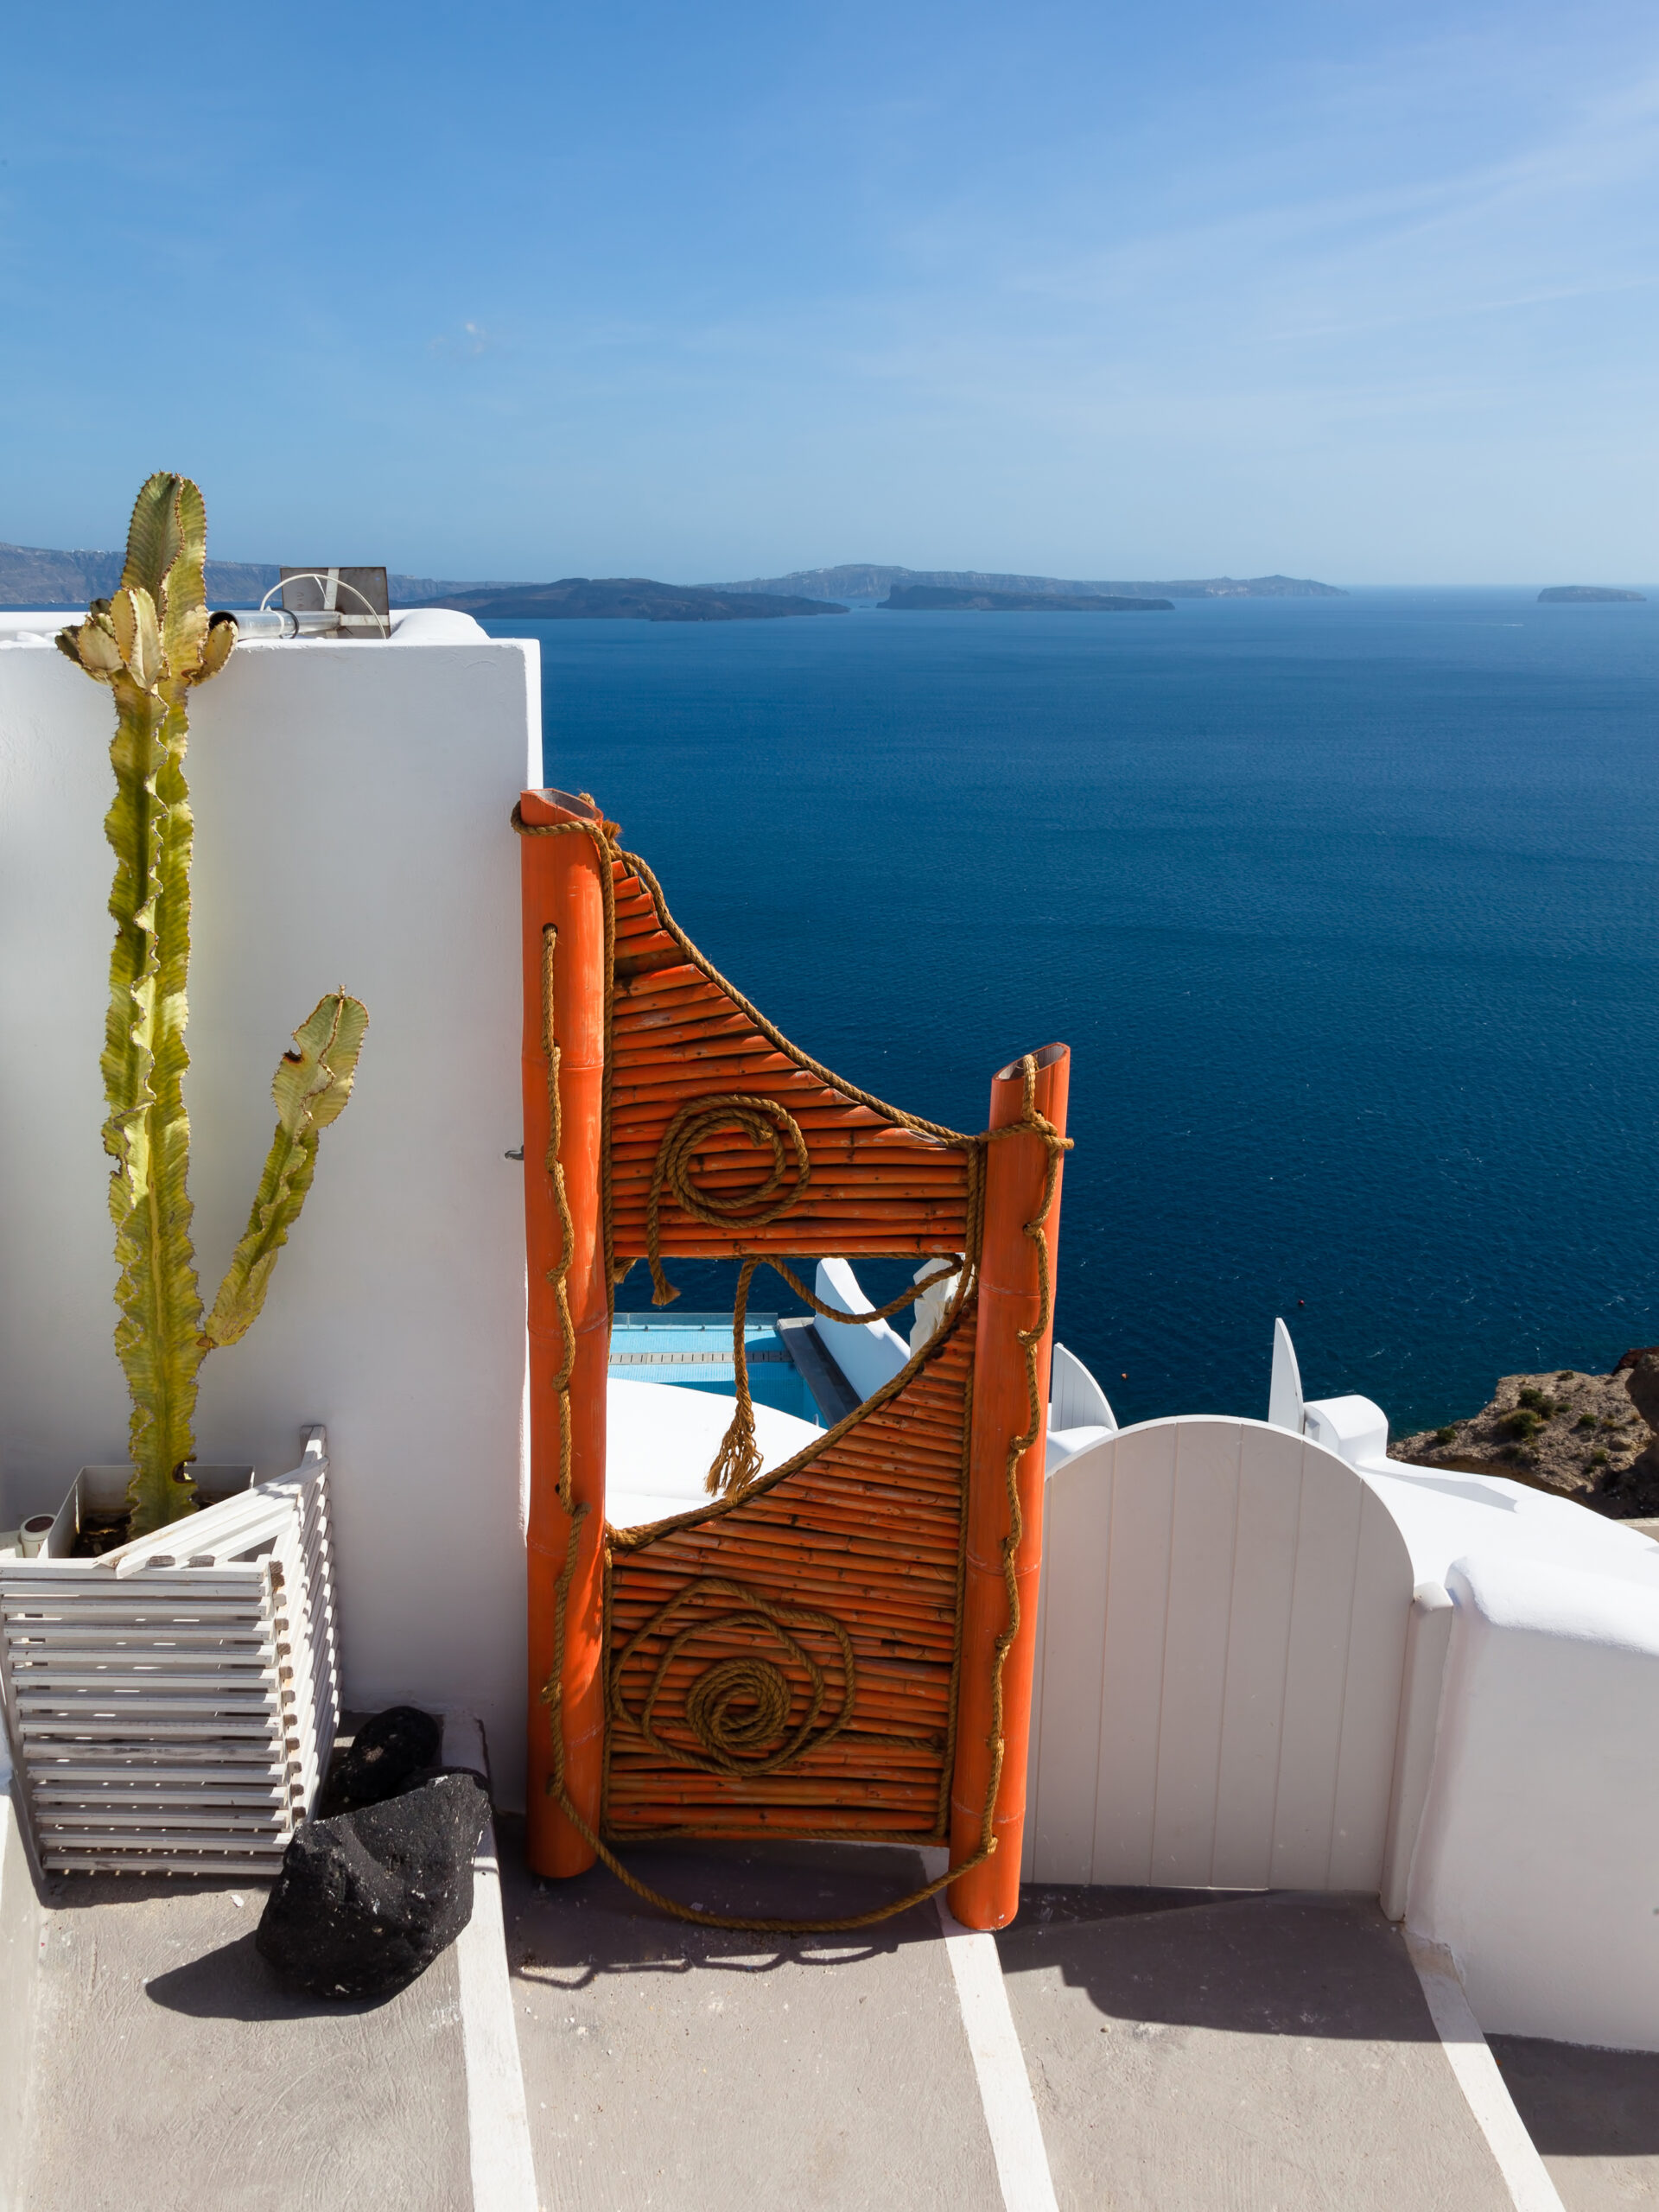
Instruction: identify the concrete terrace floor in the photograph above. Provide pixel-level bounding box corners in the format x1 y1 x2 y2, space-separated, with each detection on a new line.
11 1821 1659 2210
16 1871 471 2212
496 1827 1657 2212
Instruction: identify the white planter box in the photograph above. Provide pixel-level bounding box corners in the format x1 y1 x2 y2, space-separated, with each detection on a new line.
0 1430 338 1876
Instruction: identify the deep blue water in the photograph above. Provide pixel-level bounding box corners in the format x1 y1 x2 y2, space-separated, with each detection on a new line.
485 592 1659 1434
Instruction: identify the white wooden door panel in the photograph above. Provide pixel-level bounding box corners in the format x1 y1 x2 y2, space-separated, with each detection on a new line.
1211 1422 1306 1885
1026 1418 1412 1901
1090 1421 1177 1883
1149 1421 1242 1886
1026 1440 1114 1880
1271 1447 1367 1885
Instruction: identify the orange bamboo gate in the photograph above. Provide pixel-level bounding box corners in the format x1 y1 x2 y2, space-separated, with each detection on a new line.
518 788 1069 1931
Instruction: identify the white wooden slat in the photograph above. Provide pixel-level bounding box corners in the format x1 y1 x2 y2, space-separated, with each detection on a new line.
1268 1442 1366 1887
34 1778 287 1796
45 1856 288 1877
9 1675 269 1699
19 1716 284 1740
4 1632 276 1653
277 1460 334 1814
93 1472 302 1573
12 1672 276 1689
1027 1438 1114 1881
2 1453 335 1867
105 1503 292 1575
1090 1421 1178 1884
23 1756 288 1780
4 1567 268 1592
1022 1416 1418 1906
18 1699 283 1716
44 1836 289 1859
272 1522 312 1805
300 1472 340 1781
38 1808 285 1833
3 1610 270 1628
1325 1487 1413 1890
1210 1421 1306 1887
272 1510 323 1808
1149 1421 1242 1887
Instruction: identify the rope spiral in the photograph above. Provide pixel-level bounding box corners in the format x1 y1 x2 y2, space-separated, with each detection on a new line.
612 1576 856 1778
645 1092 811 1307
684 1656 791 1758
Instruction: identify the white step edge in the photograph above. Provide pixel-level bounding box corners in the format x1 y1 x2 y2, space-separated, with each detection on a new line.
1407 1933 1566 2212
441 1714 539 2212
920 1847 1059 2212
1 1732 43 2212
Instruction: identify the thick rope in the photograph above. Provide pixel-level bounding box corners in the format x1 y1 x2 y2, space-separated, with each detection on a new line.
645 1094 811 1306
541 925 576 1509
612 1574 857 1777
639 1080 962 1498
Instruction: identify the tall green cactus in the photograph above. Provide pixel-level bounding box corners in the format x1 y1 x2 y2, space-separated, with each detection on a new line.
59 475 367 1535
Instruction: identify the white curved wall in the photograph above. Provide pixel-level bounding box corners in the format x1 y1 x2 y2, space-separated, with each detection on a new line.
811 1256 911 1401
1408 1553 1659 2052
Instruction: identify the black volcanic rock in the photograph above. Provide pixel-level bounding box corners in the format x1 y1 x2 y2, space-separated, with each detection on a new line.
256 1771 489 2000
880 585 1173 613
413 577 847 622
1537 586 1645 603
327 1705 444 1811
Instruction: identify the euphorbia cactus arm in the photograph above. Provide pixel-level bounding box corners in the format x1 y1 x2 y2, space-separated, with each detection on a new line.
60 474 359 1539
202 992 370 1350
103 655 206 1530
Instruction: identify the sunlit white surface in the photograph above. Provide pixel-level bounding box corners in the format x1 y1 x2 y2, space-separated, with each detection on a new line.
606 1377 821 1529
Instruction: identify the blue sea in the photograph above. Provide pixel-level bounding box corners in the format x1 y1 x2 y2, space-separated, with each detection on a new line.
485 592 1659 1435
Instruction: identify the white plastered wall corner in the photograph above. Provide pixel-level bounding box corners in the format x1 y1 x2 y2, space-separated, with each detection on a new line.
0 622 539 1802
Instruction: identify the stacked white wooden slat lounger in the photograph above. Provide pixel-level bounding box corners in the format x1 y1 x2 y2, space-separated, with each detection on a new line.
0 1430 338 1876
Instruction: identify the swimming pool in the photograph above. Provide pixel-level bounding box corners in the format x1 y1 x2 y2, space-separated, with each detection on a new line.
607 1311 826 1426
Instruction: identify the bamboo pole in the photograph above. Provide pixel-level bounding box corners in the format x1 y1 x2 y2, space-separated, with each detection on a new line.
947 1044 1070 1932
521 789 609 1878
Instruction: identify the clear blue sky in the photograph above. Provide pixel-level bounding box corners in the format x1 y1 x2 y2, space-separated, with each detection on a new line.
3 2 1655 584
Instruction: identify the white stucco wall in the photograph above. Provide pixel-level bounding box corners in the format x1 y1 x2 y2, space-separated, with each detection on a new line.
1406 1551 1659 2052
0 618 539 1799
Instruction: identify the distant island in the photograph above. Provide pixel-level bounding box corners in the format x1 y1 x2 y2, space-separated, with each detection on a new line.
0 537 485 609
881 585 1173 613
3 537 1342 620
1537 585 1646 604
412 577 844 622
711 563 1345 602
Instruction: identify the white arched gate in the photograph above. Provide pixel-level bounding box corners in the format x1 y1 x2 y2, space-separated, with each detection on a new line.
1024 1416 1415 1895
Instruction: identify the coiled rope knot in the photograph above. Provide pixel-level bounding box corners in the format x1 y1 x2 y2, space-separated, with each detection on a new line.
685 1656 792 1758
615 1578 857 1778
645 1092 810 1307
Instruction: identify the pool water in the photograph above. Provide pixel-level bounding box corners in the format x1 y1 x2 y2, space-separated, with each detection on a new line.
607 1312 823 1425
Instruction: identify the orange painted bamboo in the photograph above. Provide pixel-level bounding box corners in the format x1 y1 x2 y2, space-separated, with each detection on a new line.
947 1044 1070 1931
521 788 609 1878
